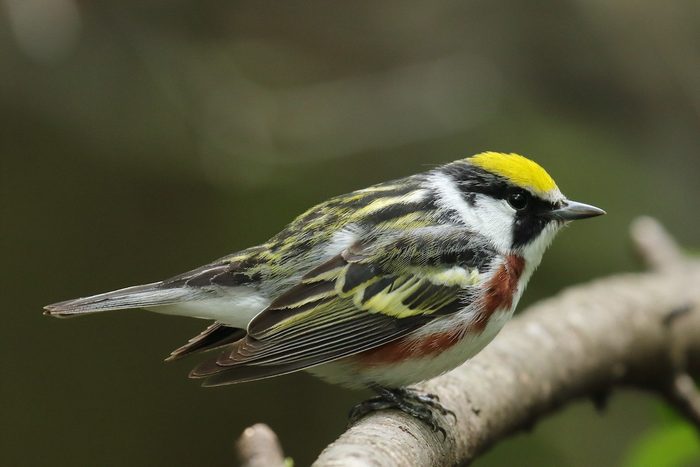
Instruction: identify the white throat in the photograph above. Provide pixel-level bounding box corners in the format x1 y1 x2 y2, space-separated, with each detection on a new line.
518 221 560 279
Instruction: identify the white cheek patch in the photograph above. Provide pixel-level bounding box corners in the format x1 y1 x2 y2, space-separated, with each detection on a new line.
428 171 514 253
469 197 514 252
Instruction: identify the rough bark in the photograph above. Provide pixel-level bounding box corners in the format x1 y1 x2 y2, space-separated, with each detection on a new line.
310 218 700 466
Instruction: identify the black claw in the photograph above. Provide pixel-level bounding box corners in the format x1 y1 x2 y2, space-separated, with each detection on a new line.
442 407 457 421
436 426 447 440
348 396 392 426
348 386 455 437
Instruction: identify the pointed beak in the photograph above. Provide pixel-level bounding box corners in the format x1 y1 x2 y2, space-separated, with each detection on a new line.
547 200 606 221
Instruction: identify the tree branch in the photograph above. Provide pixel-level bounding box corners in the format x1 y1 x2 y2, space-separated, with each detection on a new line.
314 218 700 466
236 424 287 467
662 374 700 430
630 216 685 271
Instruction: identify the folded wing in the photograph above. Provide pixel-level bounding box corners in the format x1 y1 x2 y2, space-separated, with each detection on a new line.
189 227 492 386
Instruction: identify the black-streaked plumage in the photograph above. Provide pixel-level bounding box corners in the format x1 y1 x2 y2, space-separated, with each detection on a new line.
45 152 604 428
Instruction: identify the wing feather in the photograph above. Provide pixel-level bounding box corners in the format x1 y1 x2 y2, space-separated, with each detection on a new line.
190 227 494 385
165 322 246 362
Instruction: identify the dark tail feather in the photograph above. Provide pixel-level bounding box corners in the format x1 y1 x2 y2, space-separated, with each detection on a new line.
165 323 246 362
190 357 320 387
44 282 204 318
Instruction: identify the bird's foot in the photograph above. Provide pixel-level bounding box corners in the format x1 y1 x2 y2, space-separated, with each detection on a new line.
348 386 455 437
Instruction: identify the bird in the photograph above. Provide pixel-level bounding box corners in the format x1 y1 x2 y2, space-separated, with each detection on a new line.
45 151 605 432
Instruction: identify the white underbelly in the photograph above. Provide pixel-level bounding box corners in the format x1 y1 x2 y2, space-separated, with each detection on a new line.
146 288 270 327
309 309 513 389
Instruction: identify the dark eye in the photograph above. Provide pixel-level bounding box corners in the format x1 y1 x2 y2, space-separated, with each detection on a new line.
507 190 530 211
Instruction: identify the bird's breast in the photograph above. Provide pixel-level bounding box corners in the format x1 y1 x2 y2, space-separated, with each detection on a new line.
354 253 525 365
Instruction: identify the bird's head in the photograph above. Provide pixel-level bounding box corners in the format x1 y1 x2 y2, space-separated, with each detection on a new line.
434 151 605 262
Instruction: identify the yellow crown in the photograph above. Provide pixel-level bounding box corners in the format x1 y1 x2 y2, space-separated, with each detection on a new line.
469 152 558 194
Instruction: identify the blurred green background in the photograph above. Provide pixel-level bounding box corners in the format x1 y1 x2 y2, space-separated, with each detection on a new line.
2 1 699 466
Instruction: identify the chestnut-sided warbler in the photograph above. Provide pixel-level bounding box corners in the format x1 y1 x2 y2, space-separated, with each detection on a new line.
45 152 604 430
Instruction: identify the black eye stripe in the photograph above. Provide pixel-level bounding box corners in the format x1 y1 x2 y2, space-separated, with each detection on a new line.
441 163 563 248
511 194 560 248
507 189 530 210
